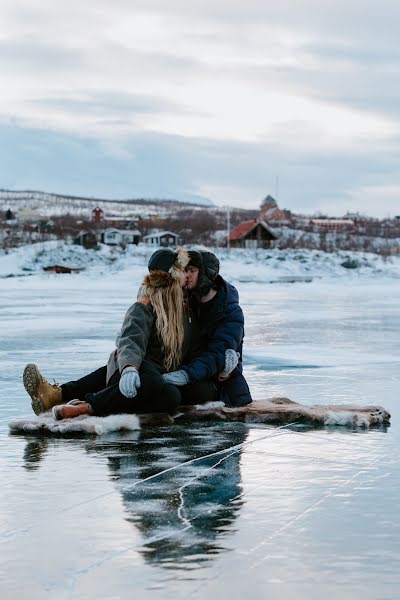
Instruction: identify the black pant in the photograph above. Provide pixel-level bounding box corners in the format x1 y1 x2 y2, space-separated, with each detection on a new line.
180 380 217 405
61 360 217 417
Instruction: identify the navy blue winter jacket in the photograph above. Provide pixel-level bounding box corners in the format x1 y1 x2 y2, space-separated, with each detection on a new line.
181 276 252 407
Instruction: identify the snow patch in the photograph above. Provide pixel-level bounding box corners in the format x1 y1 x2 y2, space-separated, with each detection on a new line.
9 412 141 435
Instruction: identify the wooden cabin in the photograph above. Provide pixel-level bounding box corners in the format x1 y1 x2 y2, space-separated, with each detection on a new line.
229 219 278 249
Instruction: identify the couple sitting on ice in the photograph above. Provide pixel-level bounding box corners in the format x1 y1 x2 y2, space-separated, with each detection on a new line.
23 247 252 421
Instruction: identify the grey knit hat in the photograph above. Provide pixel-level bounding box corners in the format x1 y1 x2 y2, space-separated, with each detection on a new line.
148 249 177 273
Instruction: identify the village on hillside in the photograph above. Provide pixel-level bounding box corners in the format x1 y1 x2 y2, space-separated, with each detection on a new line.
0 189 399 256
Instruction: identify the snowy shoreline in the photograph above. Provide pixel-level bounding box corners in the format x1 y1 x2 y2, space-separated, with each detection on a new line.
0 240 399 281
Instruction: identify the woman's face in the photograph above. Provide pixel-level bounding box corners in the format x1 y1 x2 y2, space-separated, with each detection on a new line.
178 269 188 288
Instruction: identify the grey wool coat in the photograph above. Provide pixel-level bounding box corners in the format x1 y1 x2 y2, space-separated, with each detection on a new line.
106 301 198 384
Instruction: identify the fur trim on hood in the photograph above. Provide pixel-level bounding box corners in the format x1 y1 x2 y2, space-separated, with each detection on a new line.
142 270 175 289
171 247 190 271
160 247 189 282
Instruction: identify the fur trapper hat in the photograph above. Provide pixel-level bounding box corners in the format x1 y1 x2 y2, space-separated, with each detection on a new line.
188 250 220 296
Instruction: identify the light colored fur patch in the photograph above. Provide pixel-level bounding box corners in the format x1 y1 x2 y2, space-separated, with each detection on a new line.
193 401 225 411
174 247 190 270
9 412 141 435
323 411 372 427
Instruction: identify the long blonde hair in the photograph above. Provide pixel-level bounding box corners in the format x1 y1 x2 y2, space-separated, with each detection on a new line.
140 272 184 371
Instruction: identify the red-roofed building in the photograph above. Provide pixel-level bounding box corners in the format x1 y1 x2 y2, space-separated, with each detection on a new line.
309 218 355 230
91 207 104 223
229 219 277 249
259 195 292 225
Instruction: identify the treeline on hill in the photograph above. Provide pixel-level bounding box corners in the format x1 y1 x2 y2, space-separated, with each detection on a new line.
1 208 399 254
0 207 259 247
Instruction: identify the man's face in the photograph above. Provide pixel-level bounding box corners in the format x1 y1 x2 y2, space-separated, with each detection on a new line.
186 265 199 290
178 269 189 288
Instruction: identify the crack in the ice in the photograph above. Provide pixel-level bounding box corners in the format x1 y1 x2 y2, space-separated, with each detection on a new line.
62 447 265 597
0 425 295 545
187 450 390 598
248 451 388 568
61 427 293 513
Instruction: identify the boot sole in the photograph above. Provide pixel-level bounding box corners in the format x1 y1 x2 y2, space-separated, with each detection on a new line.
23 363 46 415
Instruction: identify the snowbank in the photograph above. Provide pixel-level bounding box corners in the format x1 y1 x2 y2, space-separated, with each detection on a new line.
0 241 399 281
215 247 400 282
0 241 153 277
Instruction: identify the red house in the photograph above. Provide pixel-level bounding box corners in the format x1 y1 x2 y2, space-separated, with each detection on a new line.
259 195 292 225
91 207 104 223
229 219 277 249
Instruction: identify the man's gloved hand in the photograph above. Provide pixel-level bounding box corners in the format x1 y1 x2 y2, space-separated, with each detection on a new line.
162 370 189 386
119 367 141 398
219 349 240 379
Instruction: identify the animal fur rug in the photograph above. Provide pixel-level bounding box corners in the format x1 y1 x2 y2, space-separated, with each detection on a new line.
9 397 390 436
177 397 391 428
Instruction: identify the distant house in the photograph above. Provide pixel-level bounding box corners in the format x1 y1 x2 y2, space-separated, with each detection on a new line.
259 195 292 225
229 219 278 249
17 207 42 223
310 218 354 230
100 228 141 246
91 207 104 223
143 231 180 247
74 230 98 249
5 209 15 221
43 265 81 274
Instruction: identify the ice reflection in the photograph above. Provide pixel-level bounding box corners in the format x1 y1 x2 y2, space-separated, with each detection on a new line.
16 423 248 573
22 438 49 471
85 424 247 570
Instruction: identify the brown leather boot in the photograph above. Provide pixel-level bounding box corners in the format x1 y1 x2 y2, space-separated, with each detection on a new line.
23 363 63 415
52 401 90 421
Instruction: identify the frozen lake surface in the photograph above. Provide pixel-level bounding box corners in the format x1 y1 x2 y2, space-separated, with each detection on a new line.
0 266 399 599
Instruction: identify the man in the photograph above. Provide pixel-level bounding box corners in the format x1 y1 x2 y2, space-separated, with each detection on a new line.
163 251 252 407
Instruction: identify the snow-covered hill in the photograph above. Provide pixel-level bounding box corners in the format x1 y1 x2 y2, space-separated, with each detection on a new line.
0 189 214 218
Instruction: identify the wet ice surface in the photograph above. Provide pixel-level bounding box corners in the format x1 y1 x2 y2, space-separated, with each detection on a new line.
1 271 399 599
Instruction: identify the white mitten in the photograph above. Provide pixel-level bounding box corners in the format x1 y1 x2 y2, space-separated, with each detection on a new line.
219 349 240 379
119 367 141 398
162 370 189 386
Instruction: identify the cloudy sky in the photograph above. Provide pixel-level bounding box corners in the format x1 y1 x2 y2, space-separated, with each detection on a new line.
1 0 399 216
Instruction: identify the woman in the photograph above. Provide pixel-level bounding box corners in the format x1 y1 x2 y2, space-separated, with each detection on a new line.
23 247 206 420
